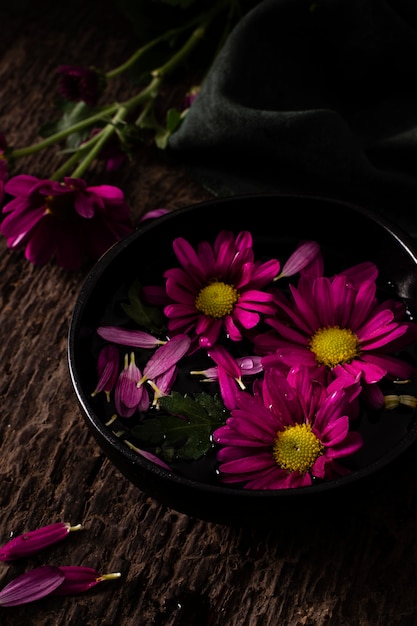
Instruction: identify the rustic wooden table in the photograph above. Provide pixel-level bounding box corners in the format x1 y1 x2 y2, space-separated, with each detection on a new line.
2 2 417 625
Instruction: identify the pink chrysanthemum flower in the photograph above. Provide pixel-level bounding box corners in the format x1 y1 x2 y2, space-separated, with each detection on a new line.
254 262 417 408
56 65 105 106
0 175 134 270
212 366 363 490
146 230 281 349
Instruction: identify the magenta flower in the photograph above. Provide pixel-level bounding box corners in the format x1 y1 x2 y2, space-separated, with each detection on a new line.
0 522 81 562
51 566 121 595
0 175 134 270
0 566 65 607
254 262 417 408
56 65 105 106
147 230 280 349
212 366 363 490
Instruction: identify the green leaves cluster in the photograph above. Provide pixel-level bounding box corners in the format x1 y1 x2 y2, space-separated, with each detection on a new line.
130 391 228 462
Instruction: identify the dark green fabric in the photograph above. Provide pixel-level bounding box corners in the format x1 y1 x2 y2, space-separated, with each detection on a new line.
168 0 417 236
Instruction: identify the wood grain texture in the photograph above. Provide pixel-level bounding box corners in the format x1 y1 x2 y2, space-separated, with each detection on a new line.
1 2 417 625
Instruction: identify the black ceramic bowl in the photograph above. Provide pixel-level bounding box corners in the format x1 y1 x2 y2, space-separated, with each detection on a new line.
68 194 417 526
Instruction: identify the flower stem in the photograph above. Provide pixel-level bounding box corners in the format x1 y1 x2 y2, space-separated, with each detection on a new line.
70 106 128 179
105 19 200 79
151 26 205 79
11 104 120 159
9 0 233 177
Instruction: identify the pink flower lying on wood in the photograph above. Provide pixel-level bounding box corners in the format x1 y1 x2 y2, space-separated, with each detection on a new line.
0 175 133 270
56 64 105 106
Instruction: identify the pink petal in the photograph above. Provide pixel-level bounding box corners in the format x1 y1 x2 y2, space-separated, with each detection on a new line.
52 566 121 595
142 334 191 380
88 184 125 203
207 345 241 378
139 208 170 222
278 241 320 278
4 174 39 196
0 565 65 606
92 344 119 398
74 191 95 218
0 522 81 562
97 326 165 348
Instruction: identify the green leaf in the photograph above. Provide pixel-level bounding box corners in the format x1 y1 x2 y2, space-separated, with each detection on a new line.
121 279 166 333
40 101 90 136
130 392 227 461
159 391 225 424
154 108 183 149
166 108 183 132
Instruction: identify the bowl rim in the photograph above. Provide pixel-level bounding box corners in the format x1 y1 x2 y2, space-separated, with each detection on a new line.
68 191 417 501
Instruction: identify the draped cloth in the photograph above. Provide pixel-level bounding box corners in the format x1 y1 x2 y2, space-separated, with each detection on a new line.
168 0 417 237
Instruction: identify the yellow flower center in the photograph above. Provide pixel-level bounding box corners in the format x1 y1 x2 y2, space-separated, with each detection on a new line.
195 281 239 319
309 326 360 368
273 423 324 474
